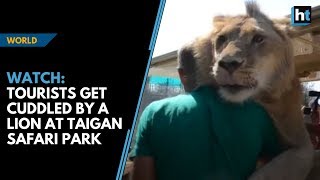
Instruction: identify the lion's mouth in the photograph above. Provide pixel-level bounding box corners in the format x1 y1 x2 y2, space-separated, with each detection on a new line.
220 84 252 93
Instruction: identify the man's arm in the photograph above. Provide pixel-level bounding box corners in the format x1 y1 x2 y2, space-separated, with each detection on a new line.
132 157 156 180
130 104 157 180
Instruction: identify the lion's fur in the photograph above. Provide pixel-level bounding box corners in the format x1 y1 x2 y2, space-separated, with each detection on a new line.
180 2 317 179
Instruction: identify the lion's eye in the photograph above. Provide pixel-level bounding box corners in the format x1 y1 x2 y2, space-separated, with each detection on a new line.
216 35 227 46
252 35 264 44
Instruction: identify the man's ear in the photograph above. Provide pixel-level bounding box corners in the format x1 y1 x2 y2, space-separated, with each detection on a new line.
177 68 190 91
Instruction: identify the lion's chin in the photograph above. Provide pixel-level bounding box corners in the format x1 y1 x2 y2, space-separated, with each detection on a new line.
218 87 257 103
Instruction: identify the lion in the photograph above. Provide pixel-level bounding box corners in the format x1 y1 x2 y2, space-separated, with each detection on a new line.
178 2 318 180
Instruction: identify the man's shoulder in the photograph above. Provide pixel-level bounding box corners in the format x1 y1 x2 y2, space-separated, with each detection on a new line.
143 86 216 119
149 86 214 108
146 93 197 114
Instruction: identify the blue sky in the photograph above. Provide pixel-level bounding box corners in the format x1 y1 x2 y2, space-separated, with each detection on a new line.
153 0 320 57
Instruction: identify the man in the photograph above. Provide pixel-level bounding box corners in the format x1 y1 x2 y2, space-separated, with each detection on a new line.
130 46 282 180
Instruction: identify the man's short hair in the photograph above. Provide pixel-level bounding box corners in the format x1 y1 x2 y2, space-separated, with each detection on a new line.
177 42 196 73
177 42 197 91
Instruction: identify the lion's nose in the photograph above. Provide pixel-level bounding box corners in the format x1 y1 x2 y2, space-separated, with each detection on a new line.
218 60 243 73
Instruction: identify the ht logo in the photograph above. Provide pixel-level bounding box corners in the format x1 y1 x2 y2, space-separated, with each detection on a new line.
291 6 311 26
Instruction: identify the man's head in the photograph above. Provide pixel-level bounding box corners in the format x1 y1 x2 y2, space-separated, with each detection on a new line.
177 42 197 92
210 2 296 102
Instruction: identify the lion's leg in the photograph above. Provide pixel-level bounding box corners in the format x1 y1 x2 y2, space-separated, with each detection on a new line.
306 150 320 180
248 110 314 180
249 78 314 180
249 145 314 180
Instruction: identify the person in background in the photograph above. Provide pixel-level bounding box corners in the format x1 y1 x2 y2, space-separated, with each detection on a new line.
130 44 282 180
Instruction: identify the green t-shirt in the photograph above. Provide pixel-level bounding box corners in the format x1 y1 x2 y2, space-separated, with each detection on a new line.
131 86 281 180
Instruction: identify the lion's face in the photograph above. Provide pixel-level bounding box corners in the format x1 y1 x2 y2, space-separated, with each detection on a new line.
211 3 294 103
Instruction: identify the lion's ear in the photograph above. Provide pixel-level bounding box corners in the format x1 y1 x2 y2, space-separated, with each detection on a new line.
246 1 265 20
213 15 227 24
246 1 273 24
273 18 300 38
213 16 231 31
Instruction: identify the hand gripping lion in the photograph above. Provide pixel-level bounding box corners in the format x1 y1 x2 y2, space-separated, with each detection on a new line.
179 2 319 180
